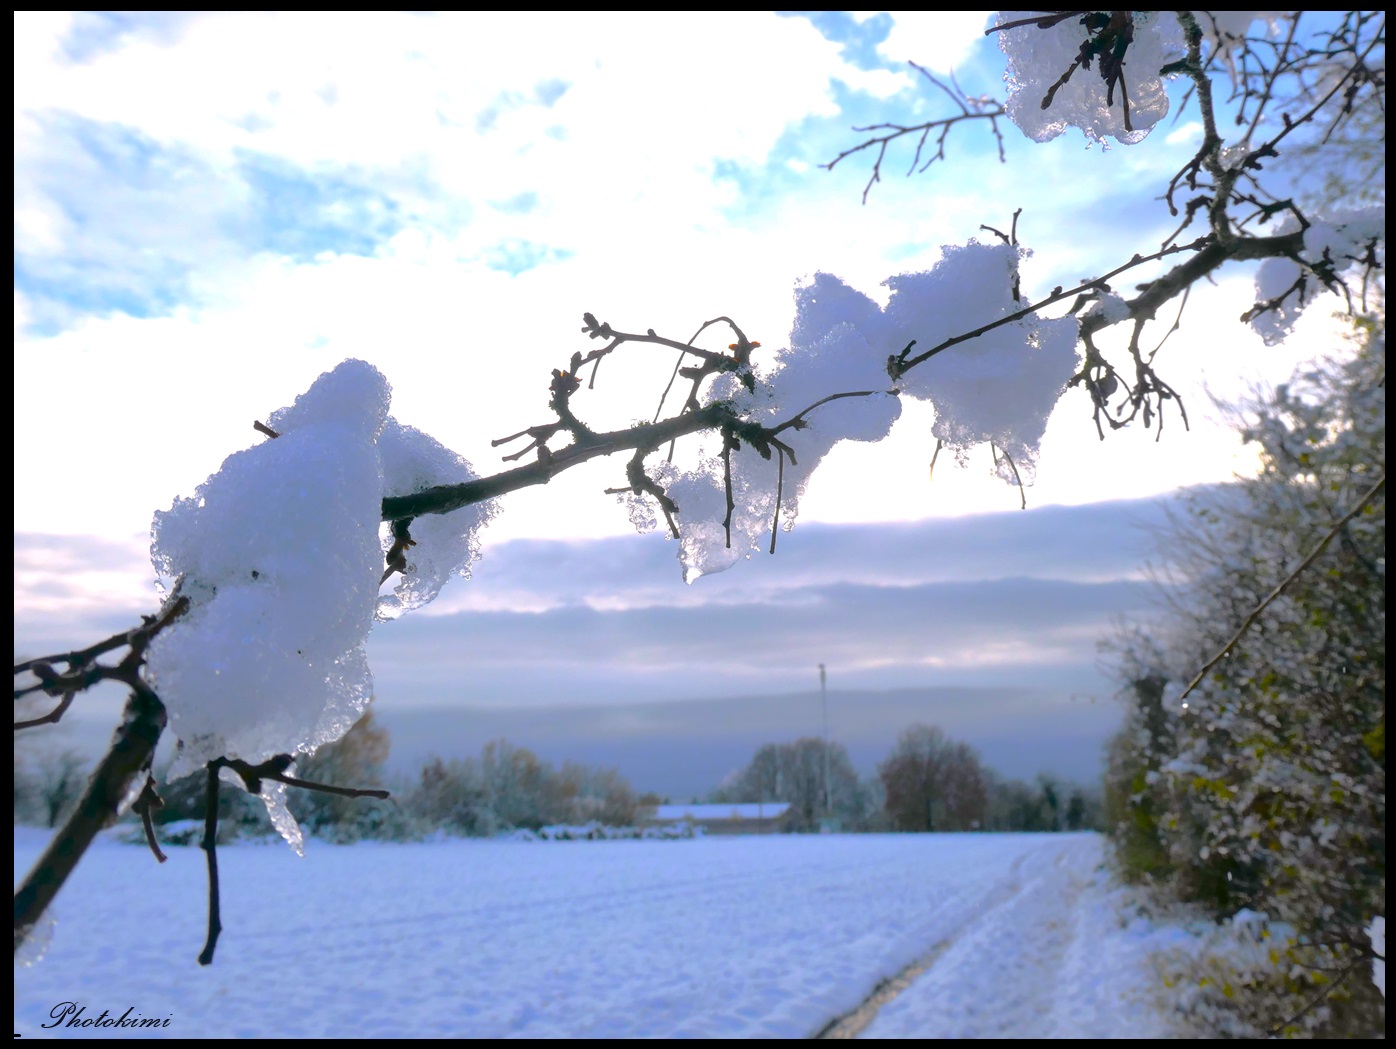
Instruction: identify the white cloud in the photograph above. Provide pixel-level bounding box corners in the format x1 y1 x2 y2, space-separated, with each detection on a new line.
1165 121 1205 146
13 10 1355 549
878 11 994 72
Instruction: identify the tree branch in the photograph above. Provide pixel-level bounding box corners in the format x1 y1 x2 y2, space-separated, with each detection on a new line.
383 403 735 520
1178 469 1386 704
14 681 167 954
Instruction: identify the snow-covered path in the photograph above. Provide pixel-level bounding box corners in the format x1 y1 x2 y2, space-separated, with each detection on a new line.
855 834 1175 1037
14 829 1179 1038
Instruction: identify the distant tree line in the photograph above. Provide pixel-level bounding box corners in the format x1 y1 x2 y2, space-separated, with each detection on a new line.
711 724 1102 834
16 713 1100 842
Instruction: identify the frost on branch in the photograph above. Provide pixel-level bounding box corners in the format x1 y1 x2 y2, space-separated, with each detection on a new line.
994 10 1184 145
147 360 493 807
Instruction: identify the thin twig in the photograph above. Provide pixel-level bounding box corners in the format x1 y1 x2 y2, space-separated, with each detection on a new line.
996 444 1028 510
1267 956 1360 1037
1178 470 1385 704
769 448 785 555
133 776 168 864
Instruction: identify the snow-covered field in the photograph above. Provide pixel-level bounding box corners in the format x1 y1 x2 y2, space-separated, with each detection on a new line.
14 828 1184 1038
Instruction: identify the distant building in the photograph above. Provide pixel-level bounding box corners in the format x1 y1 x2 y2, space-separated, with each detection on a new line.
640 802 792 836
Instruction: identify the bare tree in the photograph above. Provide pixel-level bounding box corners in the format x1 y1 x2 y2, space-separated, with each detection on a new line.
879 724 989 832
25 750 90 830
717 738 867 830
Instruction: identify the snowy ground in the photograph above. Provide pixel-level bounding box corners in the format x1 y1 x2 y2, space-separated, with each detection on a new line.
15 828 1187 1038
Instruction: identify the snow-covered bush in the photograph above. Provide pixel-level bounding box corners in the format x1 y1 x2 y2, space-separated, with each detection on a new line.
404 744 639 837
1104 313 1385 1034
1153 908 1360 1038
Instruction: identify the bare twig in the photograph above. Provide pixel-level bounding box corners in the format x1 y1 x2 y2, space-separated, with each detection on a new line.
133 775 168 864
198 762 223 966
196 752 391 965
928 438 944 483
826 63 1007 204
769 447 785 555
991 443 1028 510
1267 955 1361 1037
1178 470 1386 704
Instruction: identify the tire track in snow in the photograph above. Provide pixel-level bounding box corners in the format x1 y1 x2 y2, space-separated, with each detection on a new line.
842 836 1108 1038
813 939 955 1039
814 843 1044 1039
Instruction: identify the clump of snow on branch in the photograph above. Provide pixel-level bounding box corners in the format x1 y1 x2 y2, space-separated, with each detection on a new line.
149 360 389 775
376 417 497 621
666 273 902 581
995 10 1184 145
887 242 1079 483
147 359 492 845
1250 208 1385 345
656 242 1077 582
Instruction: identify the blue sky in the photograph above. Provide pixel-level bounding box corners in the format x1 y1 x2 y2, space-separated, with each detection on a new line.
12 12 1350 793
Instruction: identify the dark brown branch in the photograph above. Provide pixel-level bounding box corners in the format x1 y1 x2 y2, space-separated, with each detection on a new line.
580 312 741 368
383 403 735 520
769 390 893 437
198 762 223 966
893 232 1304 379
721 424 737 549
13 687 78 729
984 11 1087 37
133 775 168 864
195 753 390 965
14 592 187 955
15 594 190 687
14 681 167 955
382 230 1304 534
15 596 190 723
214 753 391 802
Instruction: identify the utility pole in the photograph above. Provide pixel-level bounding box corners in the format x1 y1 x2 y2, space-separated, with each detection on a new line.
819 663 830 821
